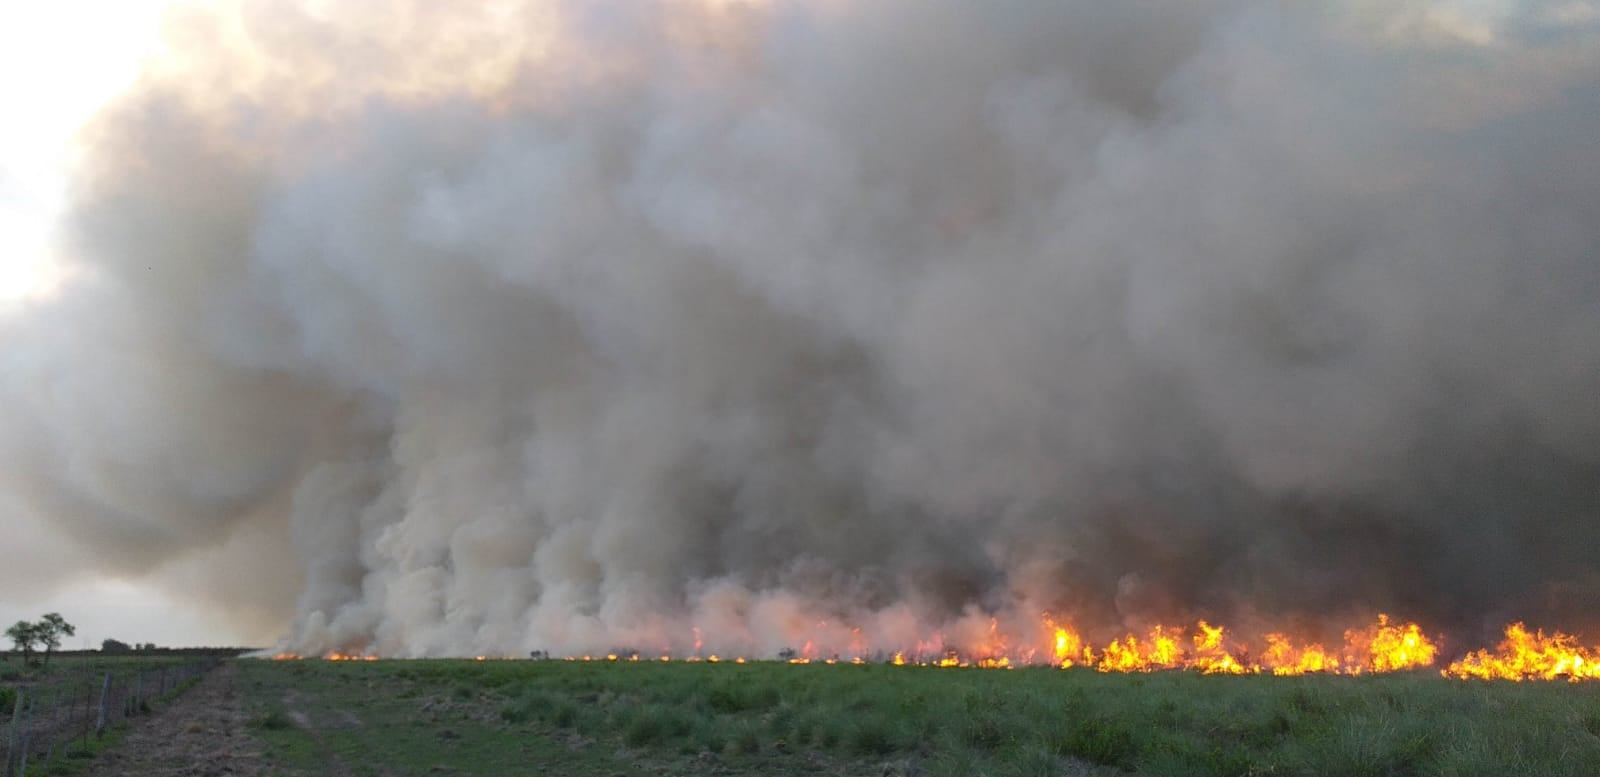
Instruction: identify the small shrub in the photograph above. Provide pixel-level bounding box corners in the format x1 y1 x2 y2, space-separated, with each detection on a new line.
1138 741 1254 777
963 715 1007 750
1191 744 1253 777
549 700 579 728
624 712 666 747
928 749 983 777
1151 698 1180 727
793 714 818 745
767 702 796 734
1393 730 1439 771
1287 686 1329 717
1583 710 1600 738
253 709 293 731
707 681 779 713
1018 743 1061 777
695 721 727 754
500 701 533 724
819 719 846 749
729 721 762 755
849 718 902 756
1060 715 1137 767
623 705 691 748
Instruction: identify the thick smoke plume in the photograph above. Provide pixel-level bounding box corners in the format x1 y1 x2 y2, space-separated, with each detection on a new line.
3 0 1598 657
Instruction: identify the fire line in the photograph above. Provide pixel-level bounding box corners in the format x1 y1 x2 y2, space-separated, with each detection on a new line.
269 615 1600 682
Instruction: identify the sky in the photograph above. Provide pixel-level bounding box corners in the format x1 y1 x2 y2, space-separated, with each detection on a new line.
0 1 172 302
0 0 242 648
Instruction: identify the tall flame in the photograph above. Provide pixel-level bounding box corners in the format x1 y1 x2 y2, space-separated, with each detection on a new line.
1445 623 1600 682
1348 614 1438 673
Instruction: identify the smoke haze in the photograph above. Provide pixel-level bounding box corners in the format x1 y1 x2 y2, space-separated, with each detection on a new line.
3 0 1599 657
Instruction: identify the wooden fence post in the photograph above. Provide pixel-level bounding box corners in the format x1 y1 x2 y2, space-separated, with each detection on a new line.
95 672 111 739
79 680 90 753
39 688 53 766
5 687 25 777
16 690 31 777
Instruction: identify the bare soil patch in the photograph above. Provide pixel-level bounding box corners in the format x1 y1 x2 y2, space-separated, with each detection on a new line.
92 663 265 776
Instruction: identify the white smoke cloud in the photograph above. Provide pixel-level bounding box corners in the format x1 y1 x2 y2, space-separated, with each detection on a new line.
3 0 1598 657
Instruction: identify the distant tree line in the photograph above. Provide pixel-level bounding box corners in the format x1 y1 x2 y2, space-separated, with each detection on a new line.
94 643 255 658
99 638 167 654
5 613 254 663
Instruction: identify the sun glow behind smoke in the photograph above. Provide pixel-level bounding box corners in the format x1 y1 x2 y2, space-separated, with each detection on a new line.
0 0 179 303
0 1 265 648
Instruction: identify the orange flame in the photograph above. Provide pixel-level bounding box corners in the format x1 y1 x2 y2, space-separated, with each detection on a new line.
1260 633 1340 675
320 652 380 662
1191 621 1249 675
1445 623 1600 682
1348 614 1438 673
1042 613 1095 669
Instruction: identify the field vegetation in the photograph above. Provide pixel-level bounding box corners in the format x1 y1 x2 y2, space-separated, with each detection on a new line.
1 653 204 683
2 653 222 775
238 659 1600 776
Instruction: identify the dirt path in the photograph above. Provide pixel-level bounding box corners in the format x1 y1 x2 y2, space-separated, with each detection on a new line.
279 689 355 777
91 662 265 776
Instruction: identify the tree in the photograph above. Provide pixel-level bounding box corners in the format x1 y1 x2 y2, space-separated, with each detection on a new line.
6 621 39 664
102 638 133 654
36 612 75 665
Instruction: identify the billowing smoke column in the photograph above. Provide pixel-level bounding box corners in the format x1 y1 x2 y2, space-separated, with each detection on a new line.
1 0 1598 658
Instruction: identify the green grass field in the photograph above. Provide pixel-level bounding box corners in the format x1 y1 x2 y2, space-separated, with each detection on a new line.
237 659 1600 776
2 653 179 681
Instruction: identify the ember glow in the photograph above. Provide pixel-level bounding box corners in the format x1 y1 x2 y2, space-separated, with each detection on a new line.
269 652 375 662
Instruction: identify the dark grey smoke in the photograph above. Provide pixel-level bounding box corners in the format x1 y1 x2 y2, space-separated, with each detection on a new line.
2 0 1598 656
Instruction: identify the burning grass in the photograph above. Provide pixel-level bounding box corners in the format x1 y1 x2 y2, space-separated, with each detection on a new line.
239 656 1600 776
273 613 1600 682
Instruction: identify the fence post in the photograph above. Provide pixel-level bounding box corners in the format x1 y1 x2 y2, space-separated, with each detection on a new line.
55 687 63 760
16 690 31 777
6 686 25 777
38 688 52 767
95 672 111 739
79 680 90 753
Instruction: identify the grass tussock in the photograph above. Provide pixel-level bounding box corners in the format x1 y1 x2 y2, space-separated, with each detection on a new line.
252 708 294 731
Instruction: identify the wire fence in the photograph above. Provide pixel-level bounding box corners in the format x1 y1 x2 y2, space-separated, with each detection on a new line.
2 657 220 777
